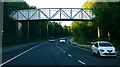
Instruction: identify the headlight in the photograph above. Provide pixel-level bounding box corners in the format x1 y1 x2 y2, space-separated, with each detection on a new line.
100 49 104 52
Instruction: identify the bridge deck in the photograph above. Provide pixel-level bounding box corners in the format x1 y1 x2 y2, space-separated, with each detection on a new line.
11 8 94 21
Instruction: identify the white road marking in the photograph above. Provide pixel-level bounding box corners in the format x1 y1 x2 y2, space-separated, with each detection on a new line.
56 42 61 49
67 39 70 45
68 41 91 52
63 51 65 53
0 42 47 67
89 50 91 51
78 47 91 51
56 46 60 49
60 49 62 51
56 39 86 65
68 54 72 57
67 39 91 52
78 60 85 65
73 46 77 47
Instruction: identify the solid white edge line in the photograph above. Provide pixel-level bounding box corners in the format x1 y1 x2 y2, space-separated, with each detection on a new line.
0 42 47 66
67 39 91 52
78 60 85 65
79 47 89 51
67 39 70 45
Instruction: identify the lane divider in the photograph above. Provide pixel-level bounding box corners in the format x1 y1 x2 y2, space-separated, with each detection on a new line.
56 45 60 49
56 42 60 49
56 40 86 65
67 39 91 52
0 42 47 67
63 51 65 53
78 60 85 65
68 54 72 57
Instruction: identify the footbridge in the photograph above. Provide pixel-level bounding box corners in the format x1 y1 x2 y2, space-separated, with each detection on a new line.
11 8 94 21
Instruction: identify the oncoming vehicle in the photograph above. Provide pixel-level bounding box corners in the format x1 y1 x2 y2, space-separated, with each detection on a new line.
91 41 117 57
49 37 55 42
60 38 66 43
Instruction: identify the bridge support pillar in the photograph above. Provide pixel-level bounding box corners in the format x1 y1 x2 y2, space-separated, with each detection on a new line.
27 22 29 40
21 21 29 42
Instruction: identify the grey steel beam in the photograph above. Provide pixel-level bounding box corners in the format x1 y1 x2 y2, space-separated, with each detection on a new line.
11 8 94 21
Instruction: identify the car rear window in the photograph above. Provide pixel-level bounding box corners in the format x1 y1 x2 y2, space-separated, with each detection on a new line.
99 43 112 47
61 38 65 40
49 37 54 39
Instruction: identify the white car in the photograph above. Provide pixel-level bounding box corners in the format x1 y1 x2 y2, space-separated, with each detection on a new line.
60 38 66 43
91 41 117 57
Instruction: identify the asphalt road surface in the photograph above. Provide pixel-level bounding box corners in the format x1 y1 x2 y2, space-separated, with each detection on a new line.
1 38 118 67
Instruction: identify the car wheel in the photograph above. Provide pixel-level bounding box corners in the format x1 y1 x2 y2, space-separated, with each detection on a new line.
97 51 101 57
91 50 94 56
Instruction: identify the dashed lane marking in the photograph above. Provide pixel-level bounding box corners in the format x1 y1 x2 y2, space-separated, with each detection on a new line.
78 60 85 65
63 51 65 53
56 46 60 49
56 39 86 65
60 49 62 51
68 54 72 57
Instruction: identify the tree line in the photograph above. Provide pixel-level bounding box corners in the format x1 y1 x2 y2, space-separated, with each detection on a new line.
71 1 120 43
3 2 71 46
48 21 72 38
71 21 97 42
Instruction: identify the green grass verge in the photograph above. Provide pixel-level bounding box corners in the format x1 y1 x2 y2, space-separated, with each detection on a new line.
73 37 120 51
72 37 92 47
111 41 120 51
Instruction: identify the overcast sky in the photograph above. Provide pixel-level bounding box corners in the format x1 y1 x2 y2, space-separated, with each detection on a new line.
25 0 87 8
24 0 87 26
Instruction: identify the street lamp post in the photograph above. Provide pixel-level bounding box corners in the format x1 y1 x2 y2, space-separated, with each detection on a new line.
108 32 110 40
47 21 49 39
97 27 100 39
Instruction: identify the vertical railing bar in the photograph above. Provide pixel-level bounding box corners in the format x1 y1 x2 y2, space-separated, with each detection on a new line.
49 9 51 19
17 10 18 20
71 9 72 19
28 9 29 20
39 9 41 20
60 8 61 19
81 9 83 19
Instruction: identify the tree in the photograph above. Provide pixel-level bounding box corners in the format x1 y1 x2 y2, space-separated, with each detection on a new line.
3 2 36 45
71 21 96 42
91 2 120 41
48 21 71 38
82 1 120 41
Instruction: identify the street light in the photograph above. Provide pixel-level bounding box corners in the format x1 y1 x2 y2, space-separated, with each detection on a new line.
108 32 110 40
97 27 100 38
